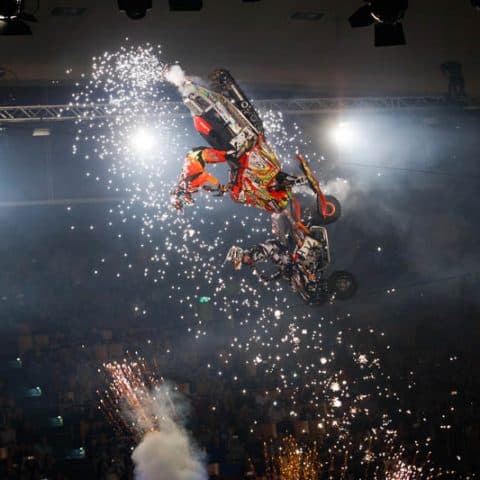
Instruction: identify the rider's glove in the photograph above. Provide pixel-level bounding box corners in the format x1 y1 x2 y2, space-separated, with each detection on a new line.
171 191 194 211
182 192 194 205
215 184 229 196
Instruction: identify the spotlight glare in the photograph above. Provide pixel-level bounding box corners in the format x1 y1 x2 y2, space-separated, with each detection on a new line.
130 128 156 154
331 122 356 146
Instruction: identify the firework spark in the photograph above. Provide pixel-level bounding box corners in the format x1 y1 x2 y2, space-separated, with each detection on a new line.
100 357 207 480
75 43 470 478
100 357 168 438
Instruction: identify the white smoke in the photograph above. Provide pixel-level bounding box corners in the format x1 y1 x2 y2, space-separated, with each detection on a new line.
165 65 187 88
130 384 207 480
323 177 351 203
164 64 208 96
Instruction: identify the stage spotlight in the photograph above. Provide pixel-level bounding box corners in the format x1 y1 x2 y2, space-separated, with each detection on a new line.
0 0 37 35
348 4 375 28
118 0 152 20
370 0 408 24
169 0 203 11
0 0 20 18
130 128 156 154
331 122 356 147
349 0 408 46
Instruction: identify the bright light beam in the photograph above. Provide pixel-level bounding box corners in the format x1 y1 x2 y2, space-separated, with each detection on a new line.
130 128 156 154
331 121 357 147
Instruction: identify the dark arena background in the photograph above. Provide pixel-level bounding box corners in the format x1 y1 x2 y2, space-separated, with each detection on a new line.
0 1 479 479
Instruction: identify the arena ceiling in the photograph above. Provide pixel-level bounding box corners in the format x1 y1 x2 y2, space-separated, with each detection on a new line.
0 0 479 97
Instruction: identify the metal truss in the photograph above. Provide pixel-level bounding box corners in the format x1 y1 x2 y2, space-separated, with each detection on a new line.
256 95 456 114
0 196 124 208
0 96 470 123
0 104 111 123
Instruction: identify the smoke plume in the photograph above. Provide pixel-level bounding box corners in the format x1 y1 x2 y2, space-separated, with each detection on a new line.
165 65 187 88
130 384 207 480
323 177 351 203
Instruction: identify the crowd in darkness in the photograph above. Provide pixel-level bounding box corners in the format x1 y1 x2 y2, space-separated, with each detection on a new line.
0 294 479 479
0 73 479 478
0 204 479 479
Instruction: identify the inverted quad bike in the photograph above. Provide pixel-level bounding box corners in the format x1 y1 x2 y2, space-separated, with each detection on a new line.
225 225 357 305
180 69 341 230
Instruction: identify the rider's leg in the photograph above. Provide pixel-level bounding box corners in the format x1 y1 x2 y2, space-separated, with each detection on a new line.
201 148 229 164
190 172 220 190
280 209 307 247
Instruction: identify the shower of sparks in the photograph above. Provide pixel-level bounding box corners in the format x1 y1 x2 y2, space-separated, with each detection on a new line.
74 42 471 478
97 356 184 441
98 359 159 438
265 435 321 480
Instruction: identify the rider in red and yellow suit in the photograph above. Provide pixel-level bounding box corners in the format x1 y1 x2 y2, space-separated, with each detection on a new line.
173 142 290 213
229 153 289 213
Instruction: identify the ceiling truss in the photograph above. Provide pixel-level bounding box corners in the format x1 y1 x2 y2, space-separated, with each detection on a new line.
0 96 466 123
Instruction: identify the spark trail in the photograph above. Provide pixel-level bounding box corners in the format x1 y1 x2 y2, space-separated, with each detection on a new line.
100 358 207 480
74 42 470 478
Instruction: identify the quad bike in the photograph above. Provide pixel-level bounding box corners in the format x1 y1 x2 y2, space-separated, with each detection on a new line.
180 69 341 228
225 225 357 305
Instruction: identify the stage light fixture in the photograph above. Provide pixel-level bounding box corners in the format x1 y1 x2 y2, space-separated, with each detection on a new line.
169 0 203 11
349 0 408 47
118 0 152 20
0 0 37 35
0 0 20 18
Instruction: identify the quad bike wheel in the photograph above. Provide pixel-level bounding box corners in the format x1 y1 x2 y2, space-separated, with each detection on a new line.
321 195 341 225
306 194 342 226
327 271 357 300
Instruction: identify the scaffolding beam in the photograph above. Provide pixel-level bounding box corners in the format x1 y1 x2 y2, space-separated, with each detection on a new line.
0 96 470 123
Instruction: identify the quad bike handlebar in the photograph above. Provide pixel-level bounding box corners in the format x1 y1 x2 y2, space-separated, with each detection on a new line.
202 184 229 196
